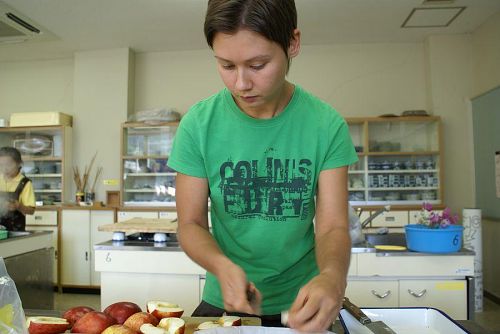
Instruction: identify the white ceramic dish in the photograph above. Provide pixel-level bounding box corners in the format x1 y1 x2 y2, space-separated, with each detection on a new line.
194 327 334 334
339 307 470 334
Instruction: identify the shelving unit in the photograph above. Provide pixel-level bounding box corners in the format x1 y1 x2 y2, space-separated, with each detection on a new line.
120 121 179 207
0 125 72 206
346 116 443 208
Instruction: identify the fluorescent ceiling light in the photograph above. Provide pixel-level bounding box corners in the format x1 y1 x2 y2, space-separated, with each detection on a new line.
402 7 466 28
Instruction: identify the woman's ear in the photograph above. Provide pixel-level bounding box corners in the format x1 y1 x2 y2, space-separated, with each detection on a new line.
288 28 301 59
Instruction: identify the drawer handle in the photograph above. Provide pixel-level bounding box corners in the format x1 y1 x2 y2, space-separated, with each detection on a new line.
85 251 89 261
371 290 391 299
408 289 427 298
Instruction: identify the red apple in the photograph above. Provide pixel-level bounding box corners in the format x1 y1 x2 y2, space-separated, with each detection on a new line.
102 324 139 334
62 306 94 326
26 316 70 334
146 301 183 320
71 311 117 334
139 324 168 334
196 321 221 330
218 315 241 327
104 302 142 324
123 312 159 332
157 317 185 334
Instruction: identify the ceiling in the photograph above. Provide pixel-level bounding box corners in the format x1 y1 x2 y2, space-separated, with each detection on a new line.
1 0 499 62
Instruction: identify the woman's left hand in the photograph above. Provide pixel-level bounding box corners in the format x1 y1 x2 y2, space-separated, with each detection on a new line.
286 272 345 332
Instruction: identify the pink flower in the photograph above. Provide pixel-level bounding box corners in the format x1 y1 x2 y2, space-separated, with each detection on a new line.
417 202 458 229
423 202 433 211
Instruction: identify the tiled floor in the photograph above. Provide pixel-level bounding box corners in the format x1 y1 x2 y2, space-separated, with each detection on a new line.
54 292 500 332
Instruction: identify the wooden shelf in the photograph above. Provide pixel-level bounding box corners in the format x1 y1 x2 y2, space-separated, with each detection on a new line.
26 174 62 177
122 155 169 160
366 151 440 156
22 156 62 161
367 169 438 174
124 172 176 177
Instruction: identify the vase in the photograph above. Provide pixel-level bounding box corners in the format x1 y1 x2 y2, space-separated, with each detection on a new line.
405 224 463 253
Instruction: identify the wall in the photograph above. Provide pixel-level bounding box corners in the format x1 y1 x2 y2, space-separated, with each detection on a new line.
472 10 500 98
72 48 133 202
470 11 500 299
0 59 73 119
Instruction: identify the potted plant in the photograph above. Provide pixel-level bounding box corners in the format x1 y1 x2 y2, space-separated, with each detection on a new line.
405 203 463 253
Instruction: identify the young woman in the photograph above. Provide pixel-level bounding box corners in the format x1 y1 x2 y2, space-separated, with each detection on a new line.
167 0 358 331
0 147 35 231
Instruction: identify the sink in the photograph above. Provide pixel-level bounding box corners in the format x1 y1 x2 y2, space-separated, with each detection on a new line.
8 231 34 238
364 233 407 247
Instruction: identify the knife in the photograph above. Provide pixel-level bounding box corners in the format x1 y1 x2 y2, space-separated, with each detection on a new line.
343 297 397 334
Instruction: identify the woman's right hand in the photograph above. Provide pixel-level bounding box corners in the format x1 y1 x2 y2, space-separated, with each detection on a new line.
216 262 262 315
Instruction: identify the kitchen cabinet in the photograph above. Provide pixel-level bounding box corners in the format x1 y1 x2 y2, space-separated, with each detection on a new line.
349 251 474 320
347 116 442 208
345 280 399 307
61 209 114 287
121 121 179 208
0 125 72 205
399 279 468 320
25 209 59 286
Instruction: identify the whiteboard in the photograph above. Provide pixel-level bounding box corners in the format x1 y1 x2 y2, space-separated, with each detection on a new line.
472 86 500 219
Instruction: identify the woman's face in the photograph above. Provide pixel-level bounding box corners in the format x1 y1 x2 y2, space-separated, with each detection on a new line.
0 156 19 177
212 29 299 115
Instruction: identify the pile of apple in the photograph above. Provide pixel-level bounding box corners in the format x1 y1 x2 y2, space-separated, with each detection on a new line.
26 300 189 334
27 301 242 334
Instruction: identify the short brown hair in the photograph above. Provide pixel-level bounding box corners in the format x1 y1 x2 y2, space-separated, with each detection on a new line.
0 147 23 165
204 0 297 59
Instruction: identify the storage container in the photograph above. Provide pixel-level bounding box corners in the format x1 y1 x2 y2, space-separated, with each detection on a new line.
339 307 470 333
0 230 8 240
10 112 73 127
405 224 463 253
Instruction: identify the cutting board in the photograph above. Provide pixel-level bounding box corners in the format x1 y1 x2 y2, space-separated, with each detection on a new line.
98 218 178 233
183 317 261 334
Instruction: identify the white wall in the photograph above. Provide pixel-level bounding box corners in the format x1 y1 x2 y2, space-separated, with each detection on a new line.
0 59 74 119
472 10 500 98
470 11 500 299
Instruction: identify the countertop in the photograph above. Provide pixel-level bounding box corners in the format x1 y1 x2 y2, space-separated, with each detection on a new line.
0 230 53 244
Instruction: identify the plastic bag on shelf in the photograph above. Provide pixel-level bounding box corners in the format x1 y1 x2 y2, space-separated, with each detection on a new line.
128 108 181 124
0 257 28 334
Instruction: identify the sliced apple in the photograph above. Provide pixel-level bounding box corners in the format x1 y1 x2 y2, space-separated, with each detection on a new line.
196 321 221 330
101 324 139 334
157 317 185 334
218 316 241 327
140 324 168 334
26 316 70 334
146 301 184 320
123 312 159 332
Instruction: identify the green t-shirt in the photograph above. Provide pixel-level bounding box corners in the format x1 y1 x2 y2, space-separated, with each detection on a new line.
167 85 358 315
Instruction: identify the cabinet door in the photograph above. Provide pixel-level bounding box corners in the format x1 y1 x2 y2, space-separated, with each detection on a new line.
90 210 115 286
61 210 91 285
25 225 58 285
399 280 467 320
345 280 398 307
117 211 158 222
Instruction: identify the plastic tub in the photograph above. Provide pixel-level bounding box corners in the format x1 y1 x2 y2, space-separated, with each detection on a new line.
0 230 7 240
339 307 470 334
405 224 463 253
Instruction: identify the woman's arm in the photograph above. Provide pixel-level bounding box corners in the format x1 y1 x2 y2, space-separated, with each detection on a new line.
287 166 350 331
175 173 261 314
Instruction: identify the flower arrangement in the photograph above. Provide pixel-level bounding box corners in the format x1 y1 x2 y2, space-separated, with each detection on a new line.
416 202 459 229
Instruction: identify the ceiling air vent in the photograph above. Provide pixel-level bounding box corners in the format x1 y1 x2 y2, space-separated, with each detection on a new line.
0 1 47 44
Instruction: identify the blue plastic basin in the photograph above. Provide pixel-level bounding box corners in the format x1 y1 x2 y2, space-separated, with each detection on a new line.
405 224 463 253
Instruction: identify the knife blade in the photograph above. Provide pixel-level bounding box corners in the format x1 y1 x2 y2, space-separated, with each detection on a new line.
343 297 397 334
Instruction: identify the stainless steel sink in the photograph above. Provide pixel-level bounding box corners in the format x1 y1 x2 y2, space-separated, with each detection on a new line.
8 231 34 238
364 232 406 247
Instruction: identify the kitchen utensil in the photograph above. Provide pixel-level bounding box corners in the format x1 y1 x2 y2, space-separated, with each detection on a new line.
343 298 396 334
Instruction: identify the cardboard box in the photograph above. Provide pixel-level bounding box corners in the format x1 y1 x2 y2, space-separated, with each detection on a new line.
10 112 73 127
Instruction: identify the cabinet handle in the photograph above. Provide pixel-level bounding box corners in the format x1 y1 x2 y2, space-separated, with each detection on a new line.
371 290 391 299
407 289 427 298
85 251 89 261
106 252 112 263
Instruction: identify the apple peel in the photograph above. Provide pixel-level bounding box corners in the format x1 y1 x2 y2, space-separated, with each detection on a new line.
26 316 70 334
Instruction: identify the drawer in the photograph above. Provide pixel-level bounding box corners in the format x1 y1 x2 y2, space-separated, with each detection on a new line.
159 211 177 220
371 210 408 227
26 210 58 226
117 211 158 222
345 280 398 307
